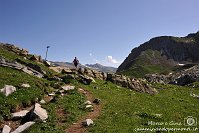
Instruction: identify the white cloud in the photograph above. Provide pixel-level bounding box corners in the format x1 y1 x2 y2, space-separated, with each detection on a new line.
106 56 120 64
89 53 92 56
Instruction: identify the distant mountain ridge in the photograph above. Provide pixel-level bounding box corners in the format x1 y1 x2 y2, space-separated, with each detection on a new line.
85 63 117 73
51 62 117 73
117 31 199 77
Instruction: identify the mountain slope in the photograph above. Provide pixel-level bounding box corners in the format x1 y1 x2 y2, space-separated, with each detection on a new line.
117 31 199 77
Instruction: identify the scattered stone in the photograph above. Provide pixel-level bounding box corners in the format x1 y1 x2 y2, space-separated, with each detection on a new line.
22 103 48 123
84 101 92 105
48 93 55 96
12 110 29 120
0 85 16 96
11 122 35 133
2 125 11 133
93 99 101 105
21 83 30 88
85 105 93 108
82 119 94 127
39 99 46 104
190 93 199 98
61 85 75 91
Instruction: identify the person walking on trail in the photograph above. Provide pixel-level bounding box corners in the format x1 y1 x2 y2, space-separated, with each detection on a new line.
73 57 79 69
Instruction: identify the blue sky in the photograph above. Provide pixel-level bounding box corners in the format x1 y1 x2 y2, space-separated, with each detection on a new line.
0 0 199 67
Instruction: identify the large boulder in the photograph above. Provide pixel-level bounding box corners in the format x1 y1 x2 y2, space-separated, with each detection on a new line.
21 103 48 123
11 122 35 133
1 85 16 96
78 75 94 85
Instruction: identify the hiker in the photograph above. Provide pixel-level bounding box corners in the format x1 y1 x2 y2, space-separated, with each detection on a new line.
73 57 79 69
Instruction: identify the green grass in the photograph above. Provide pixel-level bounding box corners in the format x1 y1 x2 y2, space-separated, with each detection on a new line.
73 80 199 133
0 67 49 119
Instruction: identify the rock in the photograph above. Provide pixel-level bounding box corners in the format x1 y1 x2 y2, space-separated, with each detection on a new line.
43 60 51 67
85 105 93 109
39 99 46 104
82 119 94 127
48 93 55 96
11 122 35 133
78 75 93 85
2 125 11 133
21 84 30 88
27 63 45 74
190 93 199 98
84 101 92 105
1 85 16 96
12 110 29 120
92 70 104 80
61 85 75 91
78 67 85 74
84 68 94 78
93 99 101 105
21 103 48 123
61 68 73 74
30 55 42 62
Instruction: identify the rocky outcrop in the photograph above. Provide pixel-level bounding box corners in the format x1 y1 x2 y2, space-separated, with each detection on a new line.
145 65 199 86
0 56 44 78
107 73 157 94
0 43 29 57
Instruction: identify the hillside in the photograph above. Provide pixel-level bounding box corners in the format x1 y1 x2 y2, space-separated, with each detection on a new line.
117 31 199 77
0 43 199 133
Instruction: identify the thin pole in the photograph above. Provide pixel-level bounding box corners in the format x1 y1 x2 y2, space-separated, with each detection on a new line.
45 46 50 61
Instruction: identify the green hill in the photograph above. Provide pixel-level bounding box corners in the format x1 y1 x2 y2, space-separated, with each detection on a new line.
117 32 199 78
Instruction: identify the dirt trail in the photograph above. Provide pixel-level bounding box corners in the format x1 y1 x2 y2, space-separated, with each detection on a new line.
66 88 102 133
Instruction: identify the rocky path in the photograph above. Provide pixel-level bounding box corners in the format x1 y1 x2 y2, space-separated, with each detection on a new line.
66 88 102 133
